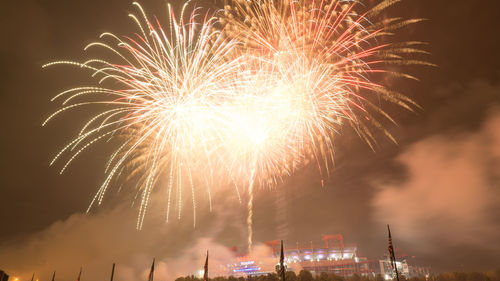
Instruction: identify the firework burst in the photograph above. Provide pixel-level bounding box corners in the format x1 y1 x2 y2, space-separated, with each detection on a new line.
220 0 431 164
219 0 431 249
44 2 246 229
44 0 430 240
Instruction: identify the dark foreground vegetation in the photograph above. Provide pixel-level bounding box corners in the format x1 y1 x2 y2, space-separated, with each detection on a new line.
176 269 500 281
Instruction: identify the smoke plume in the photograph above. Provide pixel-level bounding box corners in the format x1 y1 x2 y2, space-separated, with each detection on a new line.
373 108 500 255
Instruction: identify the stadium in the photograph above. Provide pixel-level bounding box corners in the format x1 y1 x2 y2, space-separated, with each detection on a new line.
223 235 429 279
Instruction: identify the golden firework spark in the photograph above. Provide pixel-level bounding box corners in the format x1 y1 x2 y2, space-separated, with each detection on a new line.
219 0 432 249
221 0 431 164
44 2 246 229
44 0 430 240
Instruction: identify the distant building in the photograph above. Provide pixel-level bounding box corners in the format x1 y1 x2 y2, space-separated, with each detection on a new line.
224 235 430 279
0 270 9 281
270 235 380 278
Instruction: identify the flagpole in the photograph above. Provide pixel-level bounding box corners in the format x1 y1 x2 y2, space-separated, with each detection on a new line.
77 267 82 281
203 251 209 281
110 263 115 281
280 240 286 281
30 273 34 281
387 225 400 281
51 271 56 281
148 258 155 281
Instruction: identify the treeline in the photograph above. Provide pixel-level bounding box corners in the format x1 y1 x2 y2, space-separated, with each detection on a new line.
175 269 500 281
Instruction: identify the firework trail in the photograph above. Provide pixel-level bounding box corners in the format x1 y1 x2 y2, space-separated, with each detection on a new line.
219 0 431 250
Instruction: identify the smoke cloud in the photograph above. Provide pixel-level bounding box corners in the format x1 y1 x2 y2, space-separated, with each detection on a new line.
372 108 500 255
0 203 215 281
0 196 283 281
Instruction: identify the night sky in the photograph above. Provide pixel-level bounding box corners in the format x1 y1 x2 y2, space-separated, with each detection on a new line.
1 0 500 280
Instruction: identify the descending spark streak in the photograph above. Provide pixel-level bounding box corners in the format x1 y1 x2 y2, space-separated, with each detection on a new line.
246 177 255 252
246 157 258 252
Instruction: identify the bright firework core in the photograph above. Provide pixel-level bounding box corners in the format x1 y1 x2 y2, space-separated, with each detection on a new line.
44 0 429 248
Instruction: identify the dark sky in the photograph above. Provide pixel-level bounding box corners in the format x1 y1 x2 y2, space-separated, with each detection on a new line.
1 0 500 280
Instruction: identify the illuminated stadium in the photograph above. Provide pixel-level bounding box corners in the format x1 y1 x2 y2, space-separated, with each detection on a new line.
225 235 429 279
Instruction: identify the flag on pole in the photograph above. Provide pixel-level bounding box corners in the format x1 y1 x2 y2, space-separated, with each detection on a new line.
110 263 115 281
280 240 286 281
388 225 395 268
51 271 56 281
77 267 82 281
148 258 155 281
387 225 400 281
203 251 209 281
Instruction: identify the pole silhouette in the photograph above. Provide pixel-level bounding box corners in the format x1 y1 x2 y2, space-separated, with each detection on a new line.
203 251 209 281
148 258 155 281
387 225 400 281
77 267 82 281
110 263 115 281
280 240 286 281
